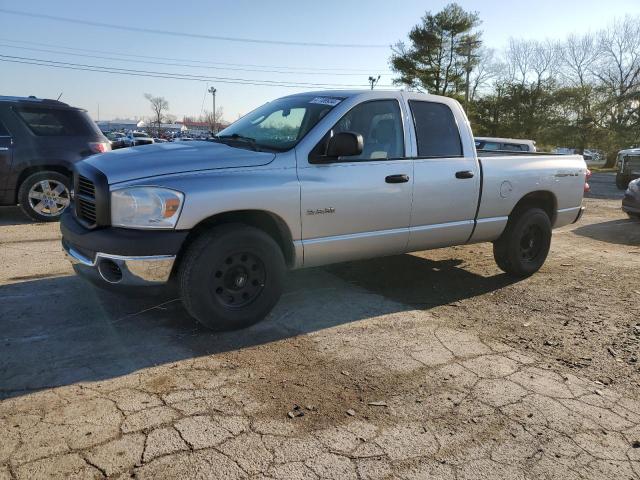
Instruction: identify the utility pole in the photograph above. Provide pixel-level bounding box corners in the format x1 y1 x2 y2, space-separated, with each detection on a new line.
368 75 380 90
208 86 217 134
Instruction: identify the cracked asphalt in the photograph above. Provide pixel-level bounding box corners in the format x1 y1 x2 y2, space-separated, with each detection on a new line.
1 173 639 479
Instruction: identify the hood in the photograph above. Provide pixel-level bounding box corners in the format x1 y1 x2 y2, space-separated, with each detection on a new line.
84 141 276 184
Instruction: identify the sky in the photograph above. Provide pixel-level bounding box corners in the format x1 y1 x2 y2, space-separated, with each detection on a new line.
1 0 639 123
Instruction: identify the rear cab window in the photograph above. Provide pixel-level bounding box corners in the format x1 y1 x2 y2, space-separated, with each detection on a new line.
409 101 462 157
13 107 99 137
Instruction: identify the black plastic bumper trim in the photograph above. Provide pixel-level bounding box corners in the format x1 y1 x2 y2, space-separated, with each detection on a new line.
60 210 188 257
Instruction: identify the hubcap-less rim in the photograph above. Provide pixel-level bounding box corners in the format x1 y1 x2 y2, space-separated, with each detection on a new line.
28 180 70 217
211 252 266 309
519 224 543 262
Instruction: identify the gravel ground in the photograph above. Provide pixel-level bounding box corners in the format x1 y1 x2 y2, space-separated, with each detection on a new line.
0 174 639 479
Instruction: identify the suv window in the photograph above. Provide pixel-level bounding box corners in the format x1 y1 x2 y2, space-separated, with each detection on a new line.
502 143 527 151
14 107 97 136
331 100 404 161
409 101 462 157
0 119 9 136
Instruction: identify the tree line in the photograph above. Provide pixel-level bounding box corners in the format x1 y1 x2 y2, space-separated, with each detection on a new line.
391 3 640 166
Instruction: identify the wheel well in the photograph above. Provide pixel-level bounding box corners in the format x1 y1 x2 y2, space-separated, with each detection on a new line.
510 191 557 225
15 166 72 202
181 210 295 268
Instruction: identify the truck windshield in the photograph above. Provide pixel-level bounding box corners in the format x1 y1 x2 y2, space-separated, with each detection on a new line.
217 95 344 152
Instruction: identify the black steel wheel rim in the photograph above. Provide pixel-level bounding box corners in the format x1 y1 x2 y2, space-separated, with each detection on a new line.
519 224 543 262
211 251 266 309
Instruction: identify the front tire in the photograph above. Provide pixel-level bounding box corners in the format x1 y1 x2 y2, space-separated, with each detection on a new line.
18 171 71 222
178 224 285 331
493 208 552 277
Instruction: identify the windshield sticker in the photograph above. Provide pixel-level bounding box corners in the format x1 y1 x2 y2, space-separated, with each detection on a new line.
309 97 343 106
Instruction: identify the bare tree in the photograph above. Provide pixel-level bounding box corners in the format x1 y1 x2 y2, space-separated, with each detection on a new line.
505 38 536 85
202 107 225 133
469 47 499 101
144 93 169 137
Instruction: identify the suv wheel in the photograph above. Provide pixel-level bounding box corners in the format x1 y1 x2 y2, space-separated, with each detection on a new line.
18 171 71 222
178 224 286 331
493 208 552 277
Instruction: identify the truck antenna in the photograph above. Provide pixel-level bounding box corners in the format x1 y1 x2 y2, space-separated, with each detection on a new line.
56 92 63 101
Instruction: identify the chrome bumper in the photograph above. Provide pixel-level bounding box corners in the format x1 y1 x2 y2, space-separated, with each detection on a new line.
63 243 175 286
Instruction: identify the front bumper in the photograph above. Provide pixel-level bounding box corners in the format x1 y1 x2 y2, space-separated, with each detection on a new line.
60 210 188 287
63 242 176 285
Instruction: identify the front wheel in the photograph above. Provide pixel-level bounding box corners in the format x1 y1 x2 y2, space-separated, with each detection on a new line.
493 208 552 277
18 171 71 222
178 224 286 331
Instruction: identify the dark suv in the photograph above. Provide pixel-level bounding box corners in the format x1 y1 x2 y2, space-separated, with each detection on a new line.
0 96 109 221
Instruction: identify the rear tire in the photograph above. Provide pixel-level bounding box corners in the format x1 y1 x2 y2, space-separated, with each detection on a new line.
616 173 630 190
178 224 285 331
18 171 71 222
493 208 552 277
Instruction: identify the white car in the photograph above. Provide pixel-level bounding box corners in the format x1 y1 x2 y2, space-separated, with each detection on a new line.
123 131 154 147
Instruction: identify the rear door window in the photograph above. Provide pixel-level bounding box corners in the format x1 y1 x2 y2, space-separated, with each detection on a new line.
409 101 462 157
14 107 97 136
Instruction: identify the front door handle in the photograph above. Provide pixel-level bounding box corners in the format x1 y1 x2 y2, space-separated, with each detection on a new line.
385 174 410 183
0 147 8 151
455 170 474 179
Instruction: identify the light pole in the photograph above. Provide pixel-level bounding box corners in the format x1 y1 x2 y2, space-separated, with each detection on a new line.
208 86 217 134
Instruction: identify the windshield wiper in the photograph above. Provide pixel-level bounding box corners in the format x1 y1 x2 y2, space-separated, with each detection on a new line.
213 134 258 151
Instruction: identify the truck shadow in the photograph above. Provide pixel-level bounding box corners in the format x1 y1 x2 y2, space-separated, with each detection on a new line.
0 254 516 399
0 206 33 226
572 218 640 246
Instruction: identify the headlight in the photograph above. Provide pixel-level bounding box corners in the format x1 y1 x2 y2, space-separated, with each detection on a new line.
111 187 184 229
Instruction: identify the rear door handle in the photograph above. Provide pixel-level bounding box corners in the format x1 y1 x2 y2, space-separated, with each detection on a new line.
385 174 410 183
0 147 8 151
455 170 474 179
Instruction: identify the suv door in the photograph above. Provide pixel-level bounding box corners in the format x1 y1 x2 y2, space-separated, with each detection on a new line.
407 99 480 250
298 99 413 267
0 118 13 194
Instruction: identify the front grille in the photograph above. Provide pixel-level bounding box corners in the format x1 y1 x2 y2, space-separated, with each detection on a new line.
77 175 95 197
77 198 97 223
74 174 98 227
73 165 109 228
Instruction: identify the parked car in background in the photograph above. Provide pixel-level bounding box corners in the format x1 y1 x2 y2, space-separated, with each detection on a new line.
0 95 109 221
153 138 168 143
62 90 587 331
106 131 126 149
123 131 154 147
475 137 536 153
615 147 640 190
622 178 640 219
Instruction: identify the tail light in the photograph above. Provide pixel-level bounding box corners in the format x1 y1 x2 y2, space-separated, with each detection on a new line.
584 169 592 193
89 142 111 154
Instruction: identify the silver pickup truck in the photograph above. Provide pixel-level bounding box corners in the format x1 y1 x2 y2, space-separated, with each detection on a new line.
61 90 587 330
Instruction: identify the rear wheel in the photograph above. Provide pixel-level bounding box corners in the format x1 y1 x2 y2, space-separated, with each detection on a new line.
493 208 552 277
616 173 630 190
178 224 285 331
18 171 71 222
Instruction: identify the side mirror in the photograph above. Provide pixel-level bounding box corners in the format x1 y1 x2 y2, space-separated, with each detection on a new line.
326 131 363 158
